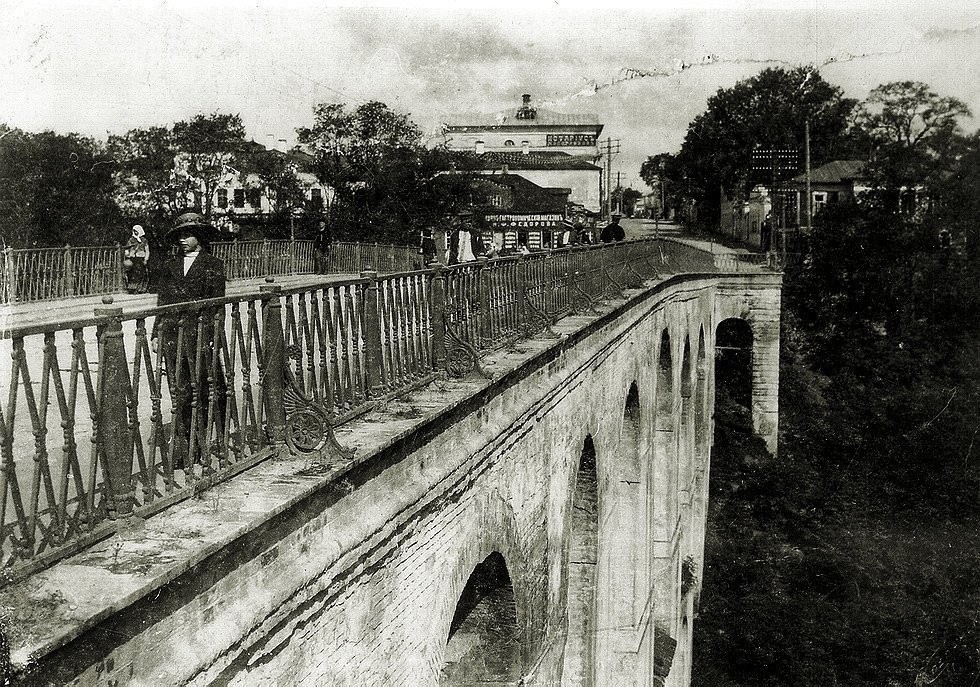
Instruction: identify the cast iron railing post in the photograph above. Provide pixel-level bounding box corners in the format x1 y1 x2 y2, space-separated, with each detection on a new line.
361 269 384 398
94 302 134 517
430 264 448 372
261 282 286 449
2 248 13 303
112 243 123 295
477 256 491 348
516 253 528 331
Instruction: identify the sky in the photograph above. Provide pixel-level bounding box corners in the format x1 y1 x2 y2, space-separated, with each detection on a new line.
1 0 979 190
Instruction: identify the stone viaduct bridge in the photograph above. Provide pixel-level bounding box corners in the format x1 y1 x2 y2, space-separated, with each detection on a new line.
0 238 780 686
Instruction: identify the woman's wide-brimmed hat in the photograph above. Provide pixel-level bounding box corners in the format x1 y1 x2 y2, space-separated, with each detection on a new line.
165 212 219 243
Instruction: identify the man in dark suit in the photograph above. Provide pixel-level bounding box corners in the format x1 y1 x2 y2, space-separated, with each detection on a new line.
600 214 626 243
151 212 227 469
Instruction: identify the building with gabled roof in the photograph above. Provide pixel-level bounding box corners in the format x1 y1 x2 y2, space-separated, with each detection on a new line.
442 94 604 213
470 173 571 251
786 159 869 220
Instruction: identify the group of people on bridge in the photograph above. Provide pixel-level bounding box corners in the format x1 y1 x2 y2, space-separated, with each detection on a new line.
419 211 628 267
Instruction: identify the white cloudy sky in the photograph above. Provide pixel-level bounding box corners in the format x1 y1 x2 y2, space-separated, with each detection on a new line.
2 0 978 188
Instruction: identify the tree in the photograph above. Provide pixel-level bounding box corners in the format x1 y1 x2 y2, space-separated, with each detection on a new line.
0 127 123 248
611 186 642 216
671 67 857 230
242 145 312 238
297 101 463 243
640 152 676 218
856 81 972 189
171 113 249 222
107 125 195 237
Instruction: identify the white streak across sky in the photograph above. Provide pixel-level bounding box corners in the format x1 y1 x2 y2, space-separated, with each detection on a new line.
1 0 978 189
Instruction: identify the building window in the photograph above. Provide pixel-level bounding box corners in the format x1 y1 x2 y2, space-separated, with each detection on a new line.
504 140 515 147
813 192 827 214
310 187 323 207
490 194 503 208
217 188 228 209
246 188 261 209
233 188 245 208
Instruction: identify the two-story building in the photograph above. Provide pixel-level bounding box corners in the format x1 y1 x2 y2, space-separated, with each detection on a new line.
442 94 604 213
212 146 332 238
471 172 571 251
175 144 332 239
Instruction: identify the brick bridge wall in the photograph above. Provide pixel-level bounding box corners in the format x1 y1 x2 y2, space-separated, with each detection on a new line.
13 272 780 687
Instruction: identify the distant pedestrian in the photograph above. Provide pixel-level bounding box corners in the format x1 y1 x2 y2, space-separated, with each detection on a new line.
600 214 626 243
150 212 227 469
420 228 438 265
313 220 332 273
124 224 150 293
448 209 480 264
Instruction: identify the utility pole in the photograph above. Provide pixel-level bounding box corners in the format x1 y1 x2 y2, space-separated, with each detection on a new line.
804 118 812 235
601 137 621 220
616 171 621 214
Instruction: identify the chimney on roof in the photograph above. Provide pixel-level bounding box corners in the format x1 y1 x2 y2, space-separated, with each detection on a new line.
516 93 536 120
502 163 508 175
475 140 485 155
522 140 530 155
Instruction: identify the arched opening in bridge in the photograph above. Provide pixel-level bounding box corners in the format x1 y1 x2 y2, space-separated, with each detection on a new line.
616 383 642 626
563 434 598 686
441 552 521 686
714 318 753 410
648 329 680 679
694 326 708 460
653 329 677 541
680 336 694 499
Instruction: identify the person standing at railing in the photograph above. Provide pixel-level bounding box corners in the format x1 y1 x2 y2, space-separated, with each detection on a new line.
313 219 332 273
124 225 150 293
150 212 227 469
420 228 438 265
600 214 626 243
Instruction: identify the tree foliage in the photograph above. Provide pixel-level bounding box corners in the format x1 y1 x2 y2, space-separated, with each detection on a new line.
241 146 313 238
640 152 679 218
107 125 194 237
0 126 123 248
857 81 971 186
671 67 857 230
693 79 980 686
297 101 474 243
171 112 249 222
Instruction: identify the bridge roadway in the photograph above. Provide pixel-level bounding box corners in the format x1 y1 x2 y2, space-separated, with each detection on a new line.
0 232 777 686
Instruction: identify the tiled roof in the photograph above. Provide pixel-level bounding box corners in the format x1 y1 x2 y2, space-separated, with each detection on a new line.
474 174 570 214
789 159 866 185
451 150 601 172
444 108 600 129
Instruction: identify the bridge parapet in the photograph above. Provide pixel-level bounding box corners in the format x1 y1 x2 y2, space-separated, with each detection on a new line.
0 238 777 684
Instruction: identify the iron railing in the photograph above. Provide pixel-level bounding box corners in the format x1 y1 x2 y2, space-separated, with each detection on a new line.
0 238 749 579
324 241 422 275
0 240 421 304
0 245 125 303
211 239 316 280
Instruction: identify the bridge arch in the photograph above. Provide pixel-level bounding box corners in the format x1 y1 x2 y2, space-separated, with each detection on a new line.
652 328 677 545
715 317 754 411
562 434 599 685
433 493 529 681
440 552 522 686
